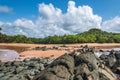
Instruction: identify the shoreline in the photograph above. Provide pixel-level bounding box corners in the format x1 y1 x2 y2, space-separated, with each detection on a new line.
1 43 120 48
1 43 120 60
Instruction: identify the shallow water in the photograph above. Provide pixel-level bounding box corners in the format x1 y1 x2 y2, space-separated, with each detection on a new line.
95 52 110 57
0 49 19 62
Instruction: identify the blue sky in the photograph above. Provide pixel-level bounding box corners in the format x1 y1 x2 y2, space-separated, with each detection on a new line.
0 0 120 22
0 0 120 37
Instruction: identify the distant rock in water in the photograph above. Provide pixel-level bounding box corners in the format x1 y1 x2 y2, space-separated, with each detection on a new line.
0 49 19 62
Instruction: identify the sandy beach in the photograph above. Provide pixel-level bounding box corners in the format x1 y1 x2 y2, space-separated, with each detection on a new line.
1 43 120 59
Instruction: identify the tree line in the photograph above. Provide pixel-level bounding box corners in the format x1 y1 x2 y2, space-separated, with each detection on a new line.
0 28 120 44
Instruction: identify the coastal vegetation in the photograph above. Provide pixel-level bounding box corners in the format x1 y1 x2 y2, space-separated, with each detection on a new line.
0 28 120 44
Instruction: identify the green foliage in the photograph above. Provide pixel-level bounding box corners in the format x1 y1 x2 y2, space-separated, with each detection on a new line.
0 28 120 44
113 34 120 43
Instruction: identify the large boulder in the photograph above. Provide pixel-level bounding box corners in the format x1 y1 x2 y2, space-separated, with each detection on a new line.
33 54 74 80
33 46 116 80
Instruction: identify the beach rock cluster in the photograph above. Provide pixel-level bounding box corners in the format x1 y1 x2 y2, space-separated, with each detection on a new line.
0 46 119 80
99 50 120 79
33 46 117 80
0 58 54 80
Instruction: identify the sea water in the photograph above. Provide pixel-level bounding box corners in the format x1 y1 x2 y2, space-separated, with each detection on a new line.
0 49 19 62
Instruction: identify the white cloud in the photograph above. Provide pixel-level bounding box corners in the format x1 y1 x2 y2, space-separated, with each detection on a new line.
0 21 4 26
36 1 102 36
1 21 38 37
62 1 102 32
102 17 120 33
13 18 36 29
0 6 12 13
0 1 103 37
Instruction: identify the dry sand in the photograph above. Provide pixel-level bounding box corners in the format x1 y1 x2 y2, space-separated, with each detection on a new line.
1 43 120 59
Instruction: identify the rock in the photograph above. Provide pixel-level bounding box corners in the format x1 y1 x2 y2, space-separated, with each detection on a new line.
28 63 36 68
99 54 107 60
99 49 104 52
0 76 9 80
12 61 21 67
115 52 120 60
0 46 118 80
74 75 83 80
0 73 4 77
39 63 44 71
108 53 117 67
24 74 32 80
116 67 120 74
13 66 24 74
33 46 117 80
33 54 74 80
75 63 91 76
0 62 4 67
77 52 99 70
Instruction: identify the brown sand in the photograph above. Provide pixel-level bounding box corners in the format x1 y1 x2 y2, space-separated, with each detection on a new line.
20 50 67 58
1 43 120 59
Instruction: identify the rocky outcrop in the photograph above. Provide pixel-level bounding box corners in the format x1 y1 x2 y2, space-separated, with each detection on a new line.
0 58 53 80
33 46 117 80
99 49 120 80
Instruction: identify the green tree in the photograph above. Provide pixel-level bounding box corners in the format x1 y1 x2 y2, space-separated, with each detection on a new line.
113 34 120 43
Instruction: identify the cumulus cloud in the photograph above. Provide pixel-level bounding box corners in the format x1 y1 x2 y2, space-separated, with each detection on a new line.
36 1 102 37
102 17 120 33
13 19 36 29
0 21 4 26
0 1 103 37
63 1 101 32
0 6 12 13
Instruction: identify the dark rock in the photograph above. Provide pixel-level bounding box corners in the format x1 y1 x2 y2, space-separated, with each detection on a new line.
115 52 120 60
107 53 117 67
74 75 83 80
13 66 24 74
99 49 104 52
11 61 21 67
24 74 32 80
99 54 107 60
116 67 120 74
0 73 4 77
